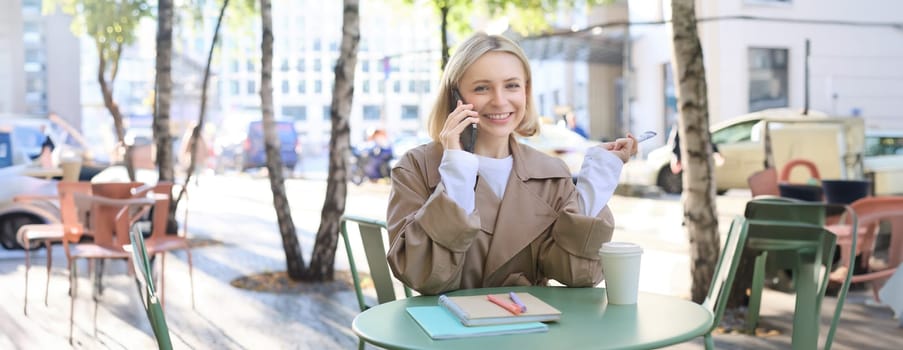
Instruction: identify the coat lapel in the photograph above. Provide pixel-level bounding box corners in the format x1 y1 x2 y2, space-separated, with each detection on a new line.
482 137 565 279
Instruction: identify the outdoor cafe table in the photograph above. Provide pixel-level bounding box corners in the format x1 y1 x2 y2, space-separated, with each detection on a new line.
352 286 713 350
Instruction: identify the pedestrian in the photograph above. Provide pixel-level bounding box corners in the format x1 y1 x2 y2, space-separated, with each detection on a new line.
669 126 724 175
386 32 638 295
35 114 56 168
564 112 589 138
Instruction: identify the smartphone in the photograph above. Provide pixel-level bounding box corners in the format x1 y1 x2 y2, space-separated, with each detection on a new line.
636 131 657 143
451 89 477 152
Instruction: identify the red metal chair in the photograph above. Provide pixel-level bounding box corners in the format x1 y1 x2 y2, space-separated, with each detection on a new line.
827 196 903 303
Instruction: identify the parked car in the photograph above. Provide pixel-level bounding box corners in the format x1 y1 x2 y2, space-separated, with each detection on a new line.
619 108 882 195
242 121 300 171
0 116 60 169
0 115 116 250
518 122 601 177
863 130 903 195
0 167 59 250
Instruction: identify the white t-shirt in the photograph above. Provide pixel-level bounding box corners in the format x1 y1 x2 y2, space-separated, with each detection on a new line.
438 146 622 216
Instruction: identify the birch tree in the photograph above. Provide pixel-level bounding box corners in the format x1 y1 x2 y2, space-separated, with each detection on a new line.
670 0 720 303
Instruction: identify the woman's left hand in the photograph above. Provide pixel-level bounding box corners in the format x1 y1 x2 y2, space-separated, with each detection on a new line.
599 133 638 163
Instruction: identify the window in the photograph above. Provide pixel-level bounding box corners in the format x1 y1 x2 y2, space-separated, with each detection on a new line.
422 80 431 94
865 135 903 157
282 106 307 121
401 105 419 120
231 60 240 73
230 80 240 94
281 80 289 94
362 80 370 94
363 105 381 120
297 81 306 94
712 120 760 145
246 59 255 72
408 81 417 93
748 47 789 112
296 59 305 72
280 59 289 72
663 63 678 136
313 39 321 51
247 80 256 94
314 58 322 72
362 60 370 72
323 105 332 121
393 80 401 93
314 80 322 93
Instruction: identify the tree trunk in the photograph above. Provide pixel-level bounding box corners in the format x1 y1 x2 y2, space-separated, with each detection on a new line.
260 0 305 279
306 0 359 282
154 0 176 231
670 0 720 304
176 0 230 229
96 40 135 182
439 4 450 69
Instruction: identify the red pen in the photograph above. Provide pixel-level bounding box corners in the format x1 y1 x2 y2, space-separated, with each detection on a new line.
487 294 522 315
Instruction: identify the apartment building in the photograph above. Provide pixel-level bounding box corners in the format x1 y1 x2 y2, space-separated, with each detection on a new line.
628 0 903 152
0 0 80 124
211 0 441 156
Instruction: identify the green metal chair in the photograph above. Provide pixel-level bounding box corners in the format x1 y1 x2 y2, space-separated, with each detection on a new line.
701 216 749 350
743 198 858 350
340 215 412 349
127 226 173 350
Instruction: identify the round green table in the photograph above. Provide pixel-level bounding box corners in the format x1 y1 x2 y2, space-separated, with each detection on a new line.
352 286 713 350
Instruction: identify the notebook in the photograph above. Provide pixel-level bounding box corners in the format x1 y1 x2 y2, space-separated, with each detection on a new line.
438 292 562 326
406 306 548 340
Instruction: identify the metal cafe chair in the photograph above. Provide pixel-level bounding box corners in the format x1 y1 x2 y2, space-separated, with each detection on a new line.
743 198 857 350
340 214 413 350
125 226 173 350
701 216 749 350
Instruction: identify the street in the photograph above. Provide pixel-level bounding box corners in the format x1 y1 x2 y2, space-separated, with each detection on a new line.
189 174 753 299
2 174 901 349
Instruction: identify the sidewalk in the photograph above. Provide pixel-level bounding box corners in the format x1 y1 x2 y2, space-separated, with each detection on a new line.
1 179 901 349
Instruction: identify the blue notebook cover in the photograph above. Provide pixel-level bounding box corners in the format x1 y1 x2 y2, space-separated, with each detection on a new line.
406 306 548 340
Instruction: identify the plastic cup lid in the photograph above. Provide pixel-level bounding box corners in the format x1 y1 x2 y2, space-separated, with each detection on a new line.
599 242 643 255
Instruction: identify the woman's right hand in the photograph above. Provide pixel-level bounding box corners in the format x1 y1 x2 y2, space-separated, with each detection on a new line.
438 100 479 150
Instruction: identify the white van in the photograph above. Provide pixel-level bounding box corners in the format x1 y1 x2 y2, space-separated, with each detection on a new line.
620 108 878 195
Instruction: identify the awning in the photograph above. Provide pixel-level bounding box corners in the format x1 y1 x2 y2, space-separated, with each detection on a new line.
515 27 626 65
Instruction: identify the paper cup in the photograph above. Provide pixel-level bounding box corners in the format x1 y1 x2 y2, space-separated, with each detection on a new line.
600 242 643 305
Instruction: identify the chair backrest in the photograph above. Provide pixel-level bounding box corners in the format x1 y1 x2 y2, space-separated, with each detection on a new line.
128 227 173 349
703 216 749 332
748 168 780 197
745 196 827 226
340 215 412 311
148 182 174 239
57 181 93 242
91 182 143 248
845 196 903 277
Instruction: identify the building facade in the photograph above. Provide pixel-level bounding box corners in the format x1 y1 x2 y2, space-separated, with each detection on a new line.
210 0 442 157
0 0 81 124
628 0 903 153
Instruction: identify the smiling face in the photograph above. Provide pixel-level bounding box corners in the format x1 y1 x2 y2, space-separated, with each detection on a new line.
458 51 527 143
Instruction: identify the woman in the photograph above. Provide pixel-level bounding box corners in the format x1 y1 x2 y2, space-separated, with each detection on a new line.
387 32 637 295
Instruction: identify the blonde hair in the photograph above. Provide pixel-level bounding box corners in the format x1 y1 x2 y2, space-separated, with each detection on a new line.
427 32 540 141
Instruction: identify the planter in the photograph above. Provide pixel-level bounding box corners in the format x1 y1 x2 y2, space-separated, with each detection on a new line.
822 179 872 204
778 183 824 202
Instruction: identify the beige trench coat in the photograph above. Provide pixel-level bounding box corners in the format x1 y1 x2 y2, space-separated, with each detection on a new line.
387 137 615 295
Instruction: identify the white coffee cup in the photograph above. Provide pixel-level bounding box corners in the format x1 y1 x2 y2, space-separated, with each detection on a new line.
599 242 643 305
